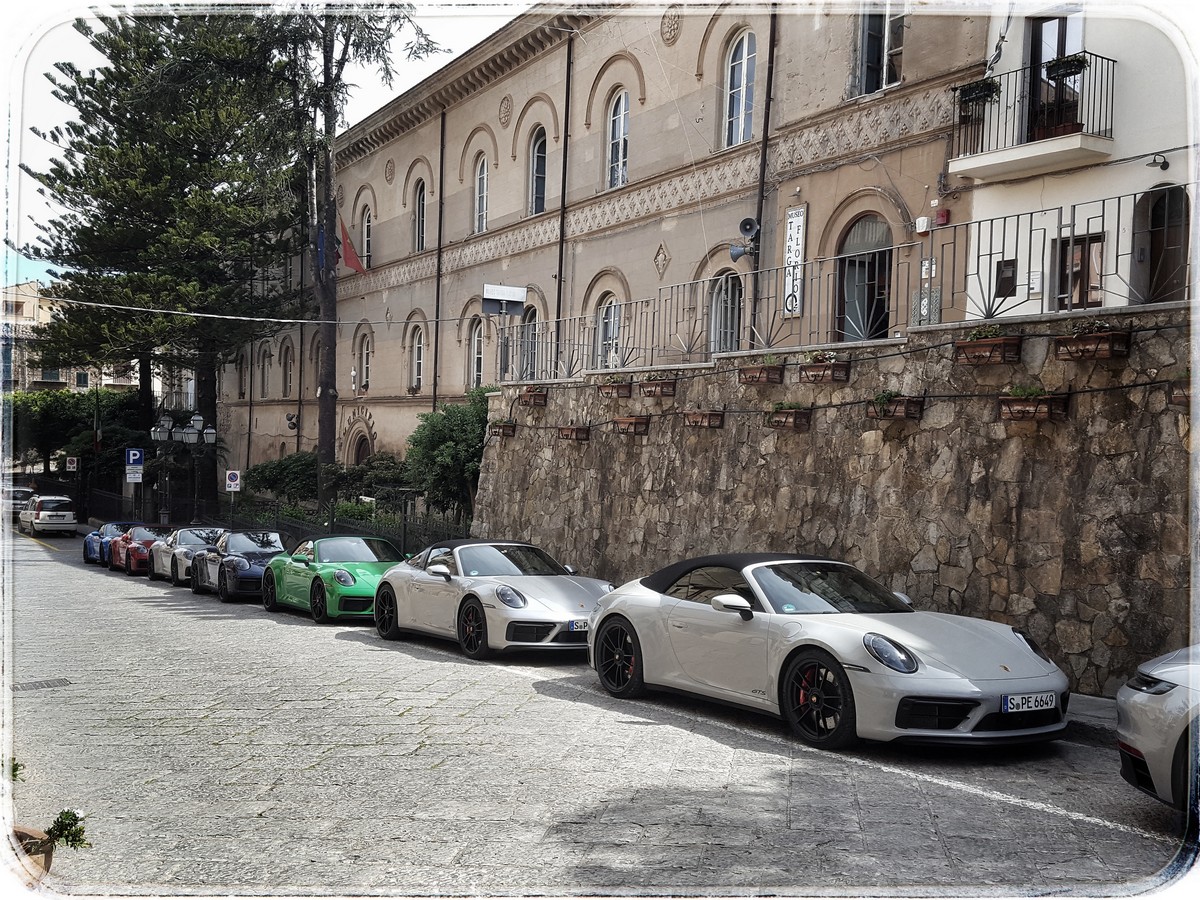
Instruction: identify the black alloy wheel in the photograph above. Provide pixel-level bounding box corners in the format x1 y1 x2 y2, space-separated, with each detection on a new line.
148 552 161 581
83 543 91 564
170 559 180 586
456 597 492 659
217 568 233 603
262 571 279 612
191 566 205 594
374 586 401 640
595 617 647 698
109 548 120 571
310 581 331 623
124 554 134 576
781 648 859 750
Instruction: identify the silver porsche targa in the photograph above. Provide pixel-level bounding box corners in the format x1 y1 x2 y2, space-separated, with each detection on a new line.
373 539 615 658
588 553 1069 750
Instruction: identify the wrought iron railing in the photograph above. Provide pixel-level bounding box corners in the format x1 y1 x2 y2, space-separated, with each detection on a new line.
494 180 1192 381
951 51 1116 158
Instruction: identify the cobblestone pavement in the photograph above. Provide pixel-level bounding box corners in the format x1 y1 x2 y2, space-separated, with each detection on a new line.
2 530 1192 898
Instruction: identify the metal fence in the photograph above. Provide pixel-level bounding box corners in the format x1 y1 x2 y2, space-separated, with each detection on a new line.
495 180 1191 379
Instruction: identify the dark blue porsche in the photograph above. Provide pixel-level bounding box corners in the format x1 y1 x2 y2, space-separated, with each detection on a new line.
83 521 143 567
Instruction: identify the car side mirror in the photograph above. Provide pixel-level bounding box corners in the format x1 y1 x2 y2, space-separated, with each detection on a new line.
712 593 754 621
894 592 913 606
563 564 577 575
292 553 310 565
427 564 452 580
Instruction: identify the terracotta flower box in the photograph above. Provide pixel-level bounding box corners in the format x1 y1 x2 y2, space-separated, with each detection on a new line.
683 410 725 429
866 396 924 420
765 409 812 431
613 415 651 435
1053 330 1131 361
1170 380 1191 407
639 379 677 397
796 361 851 383
556 425 590 441
998 394 1070 422
519 387 549 407
738 364 785 385
954 336 1022 366
597 382 632 399
489 422 517 437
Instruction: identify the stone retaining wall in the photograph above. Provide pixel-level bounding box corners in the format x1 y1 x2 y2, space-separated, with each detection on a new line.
474 304 1193 695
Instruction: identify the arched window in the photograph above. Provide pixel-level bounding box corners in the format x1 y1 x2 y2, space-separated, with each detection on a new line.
353 435 372 465
361 207 373 268
519 307 540 380
607 91 630 189
356 331 373 393
529 128 547 214
595 294 621 369
414 179 426 252
709 272 743 354
410 326 424 389
837 215 893 341
257 344 271 399
474 155 489 234
280 343 294 398
725 31 756 147
235 353 246 400
468 318 485 388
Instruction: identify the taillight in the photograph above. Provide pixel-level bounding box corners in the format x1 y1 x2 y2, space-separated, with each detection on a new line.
34 501 43 513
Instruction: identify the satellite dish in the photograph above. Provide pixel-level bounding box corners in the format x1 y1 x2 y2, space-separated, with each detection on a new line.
739 217 760 238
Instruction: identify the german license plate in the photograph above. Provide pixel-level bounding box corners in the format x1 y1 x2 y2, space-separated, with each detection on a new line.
566 619 589 632
1002 691 1056 713
49 515 64 520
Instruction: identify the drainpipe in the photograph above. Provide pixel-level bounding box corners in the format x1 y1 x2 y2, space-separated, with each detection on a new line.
554 35 575 362
295 322 304 453
433 109 447 409
245 342 254 471
750 6 779 347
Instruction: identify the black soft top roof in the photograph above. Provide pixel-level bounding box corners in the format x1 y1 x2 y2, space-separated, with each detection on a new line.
640 552 842 593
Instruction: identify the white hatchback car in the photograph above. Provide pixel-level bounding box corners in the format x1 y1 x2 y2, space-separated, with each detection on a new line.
17 495 77 536
1116 645 1199 810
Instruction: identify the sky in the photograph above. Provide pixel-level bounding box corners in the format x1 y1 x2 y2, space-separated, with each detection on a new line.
2 1 529 290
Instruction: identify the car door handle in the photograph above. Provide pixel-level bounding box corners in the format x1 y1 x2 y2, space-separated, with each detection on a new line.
671 622 686 629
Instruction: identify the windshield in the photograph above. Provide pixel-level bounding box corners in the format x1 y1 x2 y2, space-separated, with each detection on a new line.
103 523 137 537
131 526 173 541
317 537 403 563
456 544 568 577
751 562 913 615
181 529 225 545
227 532 284 554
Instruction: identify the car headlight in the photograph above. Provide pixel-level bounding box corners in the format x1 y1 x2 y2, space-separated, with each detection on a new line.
233 557 250 571
864 633 919 673
1014 628 1053 663
182 550 194 560
496 585 527 608
132 545 148 556
1126 672 1176 695
334 569 356 587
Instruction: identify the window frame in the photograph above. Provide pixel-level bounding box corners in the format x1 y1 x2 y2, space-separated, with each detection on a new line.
474 155 489 234
361 207 372 268
468 318 485 388
410 326 424 389
414 179 427 252
725 30 757 147
529 127 548 214
860 3 906 95
595 294 621 369
607 90 630 189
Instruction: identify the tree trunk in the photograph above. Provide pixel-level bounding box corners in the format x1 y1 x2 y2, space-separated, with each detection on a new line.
316 16 339 507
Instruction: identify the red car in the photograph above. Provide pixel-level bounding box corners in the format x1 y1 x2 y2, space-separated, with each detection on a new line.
109 525 175 575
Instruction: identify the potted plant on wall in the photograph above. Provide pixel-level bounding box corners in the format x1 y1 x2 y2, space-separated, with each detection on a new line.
596 373 633 398
866 389 924 421
738 354 785 385
683 409 725 429
488 417 517 437
954 323 1022 365
519 384 549 406
765 401 812 432
796 349 851 383
1053 318 1131 361
1044 52 1090 81
557 423 591 441
639 370 678 397
956 77 1001 121
998 385 1070 421
613 415 651 435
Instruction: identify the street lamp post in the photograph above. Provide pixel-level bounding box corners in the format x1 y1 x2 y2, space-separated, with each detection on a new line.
152 413 216 524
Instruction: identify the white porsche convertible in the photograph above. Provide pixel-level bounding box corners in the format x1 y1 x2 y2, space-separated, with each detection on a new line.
588 553 1069 749
373 539 616 659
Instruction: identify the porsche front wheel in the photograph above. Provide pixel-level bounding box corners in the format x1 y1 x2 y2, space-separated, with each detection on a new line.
781 648 858 750
457 598 491 660
375 586 401 640
595 617 646 699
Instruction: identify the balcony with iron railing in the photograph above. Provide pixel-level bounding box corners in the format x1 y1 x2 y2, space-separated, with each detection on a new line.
949 51 1116 181
494 181 1192 382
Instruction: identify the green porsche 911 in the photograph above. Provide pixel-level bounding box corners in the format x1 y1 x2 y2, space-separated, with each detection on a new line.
262 535 405 623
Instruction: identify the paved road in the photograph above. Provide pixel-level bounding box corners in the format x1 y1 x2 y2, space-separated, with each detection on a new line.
2 528 1192 897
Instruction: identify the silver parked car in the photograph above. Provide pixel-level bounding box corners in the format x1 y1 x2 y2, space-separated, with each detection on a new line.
17 495 77 536
147 526 229 585
588 553 1070 750
1116 645 1199 810
373 539 615 658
